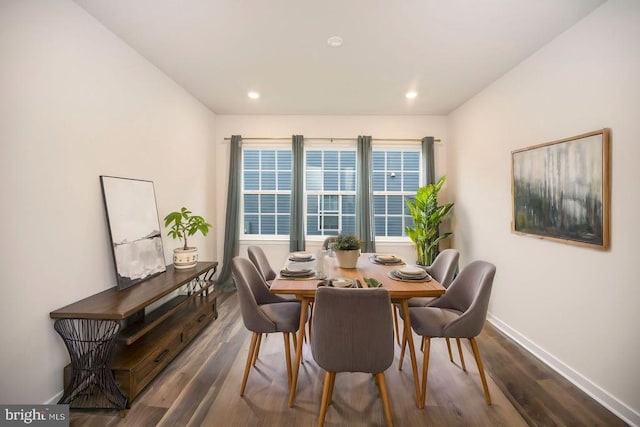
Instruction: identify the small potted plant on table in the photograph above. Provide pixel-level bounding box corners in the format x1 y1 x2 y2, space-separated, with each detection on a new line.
164 207 212 269
332 234 361 269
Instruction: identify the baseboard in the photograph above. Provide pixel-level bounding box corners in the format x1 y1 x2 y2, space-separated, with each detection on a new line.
44 390 63 405
488 314 639 427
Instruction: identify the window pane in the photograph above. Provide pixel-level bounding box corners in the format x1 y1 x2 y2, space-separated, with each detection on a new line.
324 151 338 169
277 216 290 235
278 171 291 190
374 195 386 215
262 215 275 234
321 215 339 230
323 195 338 211
307 151 322 168
388 195 403 215
244 194 259 213
261 171 276 190
324 172 339 191
340 151 356 169
342 216 355 234
261 150 275 170
277 151 292 169
244 215 259 234
373 152 385 170
244 150 259 169
307 215 320 235
244 171 259 190
404 195 414 215
277 194 290 213
387 217 403 236
261 194 275 213
387 152 401 170
372 172 385 191
340 171 356 191
404 172 419 192
306 171 322 190
405 215 414 229
375 216 386 236
342 195 355 214
387 173 401 191
307 195 318 214
404 152 419 171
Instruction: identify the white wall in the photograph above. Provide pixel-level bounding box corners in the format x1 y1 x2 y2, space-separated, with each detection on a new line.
447 0 640 423
214 115 447 267
0 1 216 403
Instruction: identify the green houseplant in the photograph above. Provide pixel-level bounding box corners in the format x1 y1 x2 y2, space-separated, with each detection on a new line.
332 234 361 269
164 207 212 269
405 176 454 266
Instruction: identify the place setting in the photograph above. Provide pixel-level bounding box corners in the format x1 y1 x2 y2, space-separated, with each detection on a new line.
288 252 315 262
388 265 432 282
369 253 405 266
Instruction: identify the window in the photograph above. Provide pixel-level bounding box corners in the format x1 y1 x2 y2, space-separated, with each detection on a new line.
372 149 421 238
242 148 292 237
305 148 357 236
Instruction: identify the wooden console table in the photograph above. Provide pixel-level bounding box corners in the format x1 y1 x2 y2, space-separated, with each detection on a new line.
50 262 219 410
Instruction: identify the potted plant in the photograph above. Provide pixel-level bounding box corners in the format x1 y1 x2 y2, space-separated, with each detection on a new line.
164 207 212 269
405 176 454 266
332 234 361 269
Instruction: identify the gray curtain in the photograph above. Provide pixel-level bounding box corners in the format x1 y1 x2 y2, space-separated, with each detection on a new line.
290 135 305 252
422 136 435 185
216 135 242 290
356 135 376 253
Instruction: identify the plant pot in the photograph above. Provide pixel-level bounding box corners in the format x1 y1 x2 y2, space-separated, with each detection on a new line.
173 247 198 269
334 249 360 269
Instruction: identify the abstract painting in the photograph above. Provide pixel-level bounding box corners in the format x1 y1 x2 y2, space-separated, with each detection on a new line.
100 176 166 290
511 129 610 249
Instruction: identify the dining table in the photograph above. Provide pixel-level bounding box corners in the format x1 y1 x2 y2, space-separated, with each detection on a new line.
269 252 446 409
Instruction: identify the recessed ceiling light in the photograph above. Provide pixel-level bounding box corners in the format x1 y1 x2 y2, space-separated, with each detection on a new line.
248 91 260 99
405 91 418 99
327 36 343 47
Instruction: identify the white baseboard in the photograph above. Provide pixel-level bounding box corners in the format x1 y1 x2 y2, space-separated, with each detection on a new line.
44 390 63 405
488 314 639 427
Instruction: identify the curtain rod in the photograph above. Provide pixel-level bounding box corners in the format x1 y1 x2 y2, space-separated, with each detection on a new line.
223 136 442 143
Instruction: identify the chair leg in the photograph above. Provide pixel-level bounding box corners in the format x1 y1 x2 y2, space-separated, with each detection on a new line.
445 338 453 362
291 331 297 350
252 334 263 366
421 337 431 408
240 332 259 396
456 338 466 372
376 372 394 426
283 333 293 391
327 371 335 406
469 338 492 405
398 329 407 370
318 371 335 427
392 304 400 346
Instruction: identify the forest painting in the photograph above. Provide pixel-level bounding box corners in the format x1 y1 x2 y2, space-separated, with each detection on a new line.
512 129 610 249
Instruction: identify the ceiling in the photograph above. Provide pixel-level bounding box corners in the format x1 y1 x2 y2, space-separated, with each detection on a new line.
73 0 605 115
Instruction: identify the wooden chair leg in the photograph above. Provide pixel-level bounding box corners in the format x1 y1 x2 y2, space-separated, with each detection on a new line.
376 372 394 426
283 333 293 391
240 332 259 396
292 331 297 350
252 334 263 366
456 338 466 372
392 304 400 346
318 371 335 427
445 338 453 362
398 329 407 370
469 337 491 405
327 371 335 406
421 337 431 408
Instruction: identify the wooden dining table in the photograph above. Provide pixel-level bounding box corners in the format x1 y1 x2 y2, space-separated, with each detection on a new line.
269 252 446 409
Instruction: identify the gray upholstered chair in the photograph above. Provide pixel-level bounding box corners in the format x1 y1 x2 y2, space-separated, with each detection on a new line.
311 287 395 427
322 236 336 251
247 245 277 284
408 260 496 407
232 256 304 396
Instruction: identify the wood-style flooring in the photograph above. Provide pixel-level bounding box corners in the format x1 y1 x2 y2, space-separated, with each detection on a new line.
70 292 626 426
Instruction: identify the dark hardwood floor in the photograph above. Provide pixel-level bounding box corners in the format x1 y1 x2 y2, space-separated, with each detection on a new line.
70 291 627 426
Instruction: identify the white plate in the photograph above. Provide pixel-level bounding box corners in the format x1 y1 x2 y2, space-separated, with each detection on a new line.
399 265 425 276
332 278 354 288
376 254 399 262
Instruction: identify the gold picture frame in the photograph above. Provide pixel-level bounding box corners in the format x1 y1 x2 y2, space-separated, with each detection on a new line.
511 129 610 249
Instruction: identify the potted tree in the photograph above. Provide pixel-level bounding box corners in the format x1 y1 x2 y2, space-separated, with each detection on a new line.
332 234 361 269
405 176 454 266
164 207 212 269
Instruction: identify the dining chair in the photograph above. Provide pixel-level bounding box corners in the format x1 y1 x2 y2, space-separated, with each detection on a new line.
232 256 304 396
311 287 395 427
247 245 277 284
408 260 496 407
321 236 337 250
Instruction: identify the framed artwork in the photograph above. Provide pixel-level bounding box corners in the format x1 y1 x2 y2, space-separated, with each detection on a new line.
511 129 610 249
100 176 166 290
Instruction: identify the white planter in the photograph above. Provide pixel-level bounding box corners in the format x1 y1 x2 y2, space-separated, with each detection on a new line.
334 249 360 269
173 247 198 269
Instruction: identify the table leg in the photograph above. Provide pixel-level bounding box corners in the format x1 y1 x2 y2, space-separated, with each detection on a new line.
400 300 422 408
288 297 309 407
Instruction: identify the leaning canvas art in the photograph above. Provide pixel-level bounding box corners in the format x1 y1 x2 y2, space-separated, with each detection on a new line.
100 176 166 289
511 129 610 249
